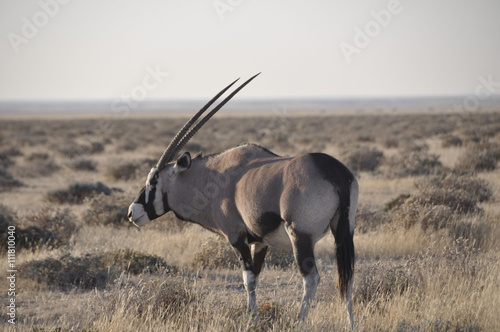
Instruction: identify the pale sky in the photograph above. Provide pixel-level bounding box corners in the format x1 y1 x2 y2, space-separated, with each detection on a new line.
1 0 499 101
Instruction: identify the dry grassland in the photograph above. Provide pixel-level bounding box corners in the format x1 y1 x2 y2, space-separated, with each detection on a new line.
1 111 500 331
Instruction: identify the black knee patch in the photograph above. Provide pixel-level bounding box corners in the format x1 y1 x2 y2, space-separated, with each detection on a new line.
293 234 316 276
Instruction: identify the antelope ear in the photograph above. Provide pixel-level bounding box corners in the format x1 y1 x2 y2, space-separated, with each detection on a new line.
174 152 192 173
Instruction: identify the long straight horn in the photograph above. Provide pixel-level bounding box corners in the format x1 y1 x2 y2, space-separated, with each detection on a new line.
155 78 241 170
170 73 260 160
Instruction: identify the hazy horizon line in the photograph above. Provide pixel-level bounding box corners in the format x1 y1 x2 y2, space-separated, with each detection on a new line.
1 95 499 115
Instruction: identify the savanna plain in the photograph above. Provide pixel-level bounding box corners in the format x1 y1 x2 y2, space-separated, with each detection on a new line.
1 110 500 331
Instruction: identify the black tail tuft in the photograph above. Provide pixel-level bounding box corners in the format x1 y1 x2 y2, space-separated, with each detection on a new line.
334 207 355 299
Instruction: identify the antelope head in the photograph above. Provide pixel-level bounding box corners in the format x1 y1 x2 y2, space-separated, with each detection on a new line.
127 74 260 226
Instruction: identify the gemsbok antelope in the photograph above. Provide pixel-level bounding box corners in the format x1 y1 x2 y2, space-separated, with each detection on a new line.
128 73 358 328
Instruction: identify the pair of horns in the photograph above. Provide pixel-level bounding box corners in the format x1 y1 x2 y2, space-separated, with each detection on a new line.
156 73 260 170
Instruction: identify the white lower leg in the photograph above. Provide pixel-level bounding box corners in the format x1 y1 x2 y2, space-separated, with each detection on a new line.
346 279 355 329
243 270 258 316
298 272 320 321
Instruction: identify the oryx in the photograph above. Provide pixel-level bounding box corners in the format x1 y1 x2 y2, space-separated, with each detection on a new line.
128 74 358 328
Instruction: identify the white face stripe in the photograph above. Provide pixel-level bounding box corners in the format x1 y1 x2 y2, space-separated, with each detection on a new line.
145 167 160 204
153 190 165 216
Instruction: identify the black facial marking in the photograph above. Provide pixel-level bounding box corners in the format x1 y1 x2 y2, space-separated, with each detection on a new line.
133 186 170 221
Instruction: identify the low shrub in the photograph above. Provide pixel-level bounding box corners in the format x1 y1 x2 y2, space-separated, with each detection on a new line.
106 161 140 181
355 205 392 233
384 194 411 212
265 247 295 269
116 139 138 152
69 158 97 172
392 174 492 230
56 141 106 158
19 249 174 290
99 249 175 275
456 140 500 171
416 174 492 203
456 149 498 172
0 147 22 168
0 204 71 252
0 169 24 192
81 193 129 227
190 236 239 269
342 146 384 172
46 182 112 204
20 206 77 248
394 202 455 230
0 204 17 249
382 143 442 178
106 159 155 181
411 186 480 215
0 146 22 157
440 134 463 147
382 138 399 149
15 152 61 177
